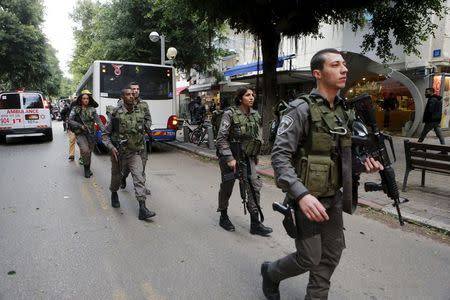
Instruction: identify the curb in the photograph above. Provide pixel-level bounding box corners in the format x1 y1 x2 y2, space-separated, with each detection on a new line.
165 141 449 233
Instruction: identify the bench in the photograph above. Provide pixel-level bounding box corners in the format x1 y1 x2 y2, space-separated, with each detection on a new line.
402 139 450 192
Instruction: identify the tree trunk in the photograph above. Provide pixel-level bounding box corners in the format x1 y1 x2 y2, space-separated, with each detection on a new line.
260 30 281 154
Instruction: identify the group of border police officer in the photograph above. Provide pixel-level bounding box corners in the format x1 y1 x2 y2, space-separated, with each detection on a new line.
69 48 385 299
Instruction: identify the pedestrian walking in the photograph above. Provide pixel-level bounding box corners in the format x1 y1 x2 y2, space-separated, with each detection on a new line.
216 86 272 236
261 48 383 300
68 90 103 178
102 87 155 220
64 97 78 161
120 82 152 195
383 92 398 129
418 87 446 145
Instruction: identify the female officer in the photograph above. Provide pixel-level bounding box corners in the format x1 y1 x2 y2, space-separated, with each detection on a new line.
69 90 104 178
216 87 272 236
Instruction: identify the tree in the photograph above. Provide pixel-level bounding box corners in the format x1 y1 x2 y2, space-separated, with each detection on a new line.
187 0 447 150
0 0 63 96
70 0 227 81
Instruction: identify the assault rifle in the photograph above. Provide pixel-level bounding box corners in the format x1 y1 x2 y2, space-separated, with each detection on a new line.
230 141 264 222
348 93 409 226
113 139 128 177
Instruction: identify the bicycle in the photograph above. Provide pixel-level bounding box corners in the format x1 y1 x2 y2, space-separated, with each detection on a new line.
189 120 211 147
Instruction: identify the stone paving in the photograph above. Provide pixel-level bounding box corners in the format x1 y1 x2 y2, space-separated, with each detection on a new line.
167 131 450 232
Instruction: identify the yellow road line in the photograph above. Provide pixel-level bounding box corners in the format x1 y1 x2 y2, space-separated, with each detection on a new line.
91 178 109 210
142 281 164 300
112 289 127 300
80 180 95 214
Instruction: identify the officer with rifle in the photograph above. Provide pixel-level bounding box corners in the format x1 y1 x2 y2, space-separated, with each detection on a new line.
102 87 155 221
216 86 272 236
68 90 103 178
261 49 384 300
119 82 152 195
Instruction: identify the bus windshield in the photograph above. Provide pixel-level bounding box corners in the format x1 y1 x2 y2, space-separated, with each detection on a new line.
100 63 173 100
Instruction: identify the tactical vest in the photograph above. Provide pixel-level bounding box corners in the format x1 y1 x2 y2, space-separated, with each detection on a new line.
73 106 96 135
295 95 354 198
111 105 146 152
228 106 262 157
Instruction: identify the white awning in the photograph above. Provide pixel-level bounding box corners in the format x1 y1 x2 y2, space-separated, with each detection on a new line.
188 83 212 92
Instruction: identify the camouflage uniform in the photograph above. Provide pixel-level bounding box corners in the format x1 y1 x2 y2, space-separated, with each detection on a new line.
118 98 152 192
68 106 103 166
103 103 149 202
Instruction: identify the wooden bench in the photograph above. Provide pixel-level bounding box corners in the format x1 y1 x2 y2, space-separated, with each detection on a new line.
402 139 450 192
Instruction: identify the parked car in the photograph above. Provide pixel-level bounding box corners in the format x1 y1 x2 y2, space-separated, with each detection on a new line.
0 91 53 143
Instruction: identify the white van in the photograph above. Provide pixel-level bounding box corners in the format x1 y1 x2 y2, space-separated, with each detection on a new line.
0 91 53 143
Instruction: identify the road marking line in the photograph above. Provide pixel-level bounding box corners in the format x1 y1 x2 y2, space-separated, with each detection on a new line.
112 289 127 300
80 181 95 214
142 281 164 300
91 178 109 210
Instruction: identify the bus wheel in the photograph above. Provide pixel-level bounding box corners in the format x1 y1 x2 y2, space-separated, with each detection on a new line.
0 135 6 144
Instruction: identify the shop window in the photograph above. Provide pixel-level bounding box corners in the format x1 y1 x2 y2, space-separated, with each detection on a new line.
345 75 415 132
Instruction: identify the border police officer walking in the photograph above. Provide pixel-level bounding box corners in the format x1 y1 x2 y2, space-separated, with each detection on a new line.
261 49 383 299
68 90 103 178
216 86 272 236
103 87 156 220
120 82 152 195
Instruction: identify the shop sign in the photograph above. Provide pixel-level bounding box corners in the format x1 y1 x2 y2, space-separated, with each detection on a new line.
433 49 441 58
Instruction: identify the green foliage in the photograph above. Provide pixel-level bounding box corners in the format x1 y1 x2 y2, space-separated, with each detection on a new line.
69 0 226 81
186 0 447 150
0 0 63 97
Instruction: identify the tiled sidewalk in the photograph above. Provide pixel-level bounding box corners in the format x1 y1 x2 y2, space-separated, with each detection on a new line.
166 133 450 233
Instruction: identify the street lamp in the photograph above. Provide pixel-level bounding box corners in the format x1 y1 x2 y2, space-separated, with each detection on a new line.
149 31 165 65
149 31 178 65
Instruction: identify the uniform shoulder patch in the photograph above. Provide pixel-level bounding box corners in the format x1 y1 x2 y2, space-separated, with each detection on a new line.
277 115 294 135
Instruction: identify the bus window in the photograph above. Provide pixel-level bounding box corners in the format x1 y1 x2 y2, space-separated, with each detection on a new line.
100 63 173 100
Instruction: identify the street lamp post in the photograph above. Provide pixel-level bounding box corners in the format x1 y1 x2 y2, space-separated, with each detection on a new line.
149 31 165 65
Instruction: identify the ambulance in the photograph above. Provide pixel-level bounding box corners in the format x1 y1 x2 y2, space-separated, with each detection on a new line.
0 91 53 143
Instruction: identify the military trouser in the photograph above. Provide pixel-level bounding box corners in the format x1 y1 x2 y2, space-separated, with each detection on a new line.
123 147 148 178
267 192 345 300
76 133 95 165
68 130 76 157
217 156 262 214
110 151 146 202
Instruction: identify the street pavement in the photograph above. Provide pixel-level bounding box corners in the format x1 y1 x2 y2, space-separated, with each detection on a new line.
169 130 450 233
1 123 449 299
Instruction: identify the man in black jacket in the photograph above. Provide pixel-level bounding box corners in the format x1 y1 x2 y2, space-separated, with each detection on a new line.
418 88 446 145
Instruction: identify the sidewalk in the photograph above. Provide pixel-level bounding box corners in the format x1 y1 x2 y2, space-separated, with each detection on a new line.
166 131 450 233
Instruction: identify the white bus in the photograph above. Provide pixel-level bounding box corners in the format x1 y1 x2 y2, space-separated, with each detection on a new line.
75 60 178 149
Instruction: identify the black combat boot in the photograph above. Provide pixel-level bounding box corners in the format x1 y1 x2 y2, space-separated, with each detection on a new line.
120 176 126 189
84 165 92 178
219 210 235 232
111 192 120 208
250 213 273 236
261 262 280 300
138 200 156 220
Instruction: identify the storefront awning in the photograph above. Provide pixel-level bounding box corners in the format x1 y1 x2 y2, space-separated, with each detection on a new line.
176 86 188 96
188 83 212 92
223 54 295 77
